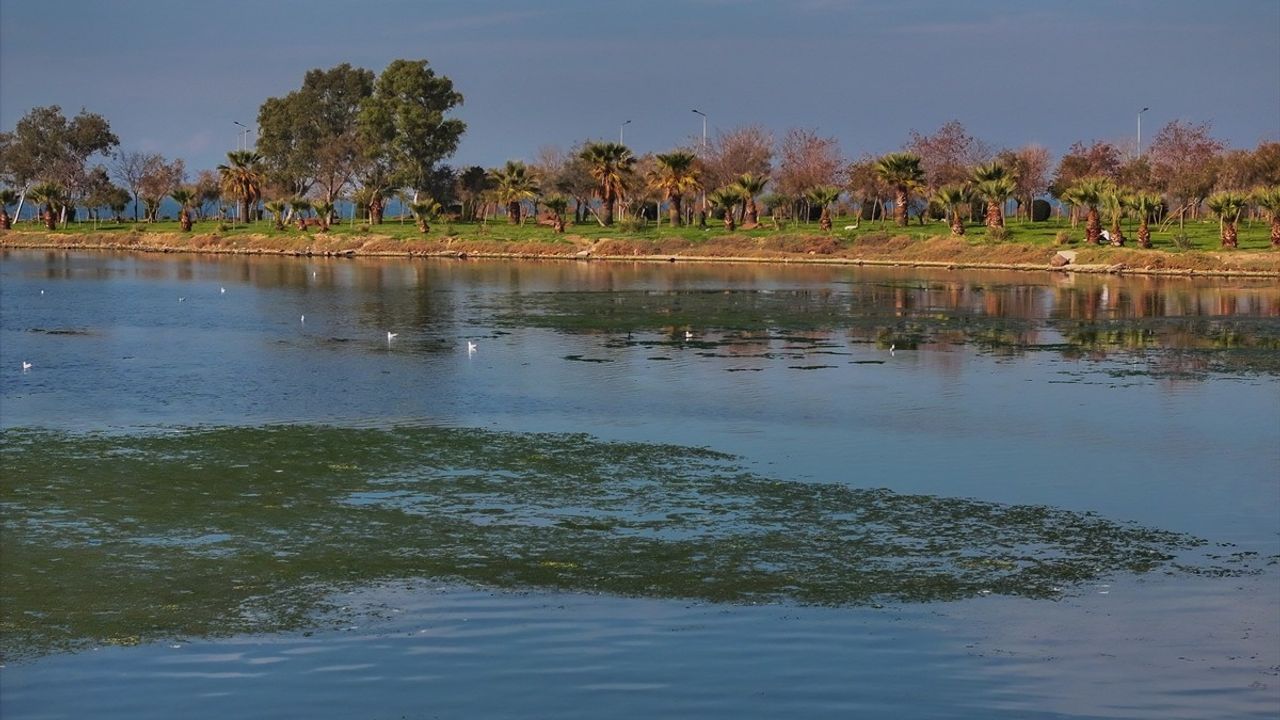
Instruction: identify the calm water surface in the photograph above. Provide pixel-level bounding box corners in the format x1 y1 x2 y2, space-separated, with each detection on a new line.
1 250 1277 719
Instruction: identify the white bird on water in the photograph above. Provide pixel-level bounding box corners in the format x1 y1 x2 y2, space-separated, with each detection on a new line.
220 287 226 294
22 361 32 371
178 296 186 302
889 343 896 357
300 314 305 324
467 340 477 355
387 331 398 342
684 330 694 340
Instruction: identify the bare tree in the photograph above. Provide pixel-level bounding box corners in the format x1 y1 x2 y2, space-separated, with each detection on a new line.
1149 120 1224 228
904 120 991 192
776 128 842 220
111 150 153 221
1050 140 1122 198
698 125 773 191
995 144 1051 220
845 155 891 223
137 155 186 221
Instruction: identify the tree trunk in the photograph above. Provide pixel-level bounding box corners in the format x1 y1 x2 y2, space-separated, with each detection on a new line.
985 200 1003 229
602 192 615 226
744 196 758 226
1085 207 1102 244
950 211 965 236
1110 222 1125 246
894 187 908 226
180 209 192 232
417 219 429 234
723 210 735 232
370 196 384 225
507 201 521 224
43 206 56 230
0 208 10 230
1271 216 1280 248
1221 220 1238 248
1137 219 1151 248
669 194 682 226
819 207 832 232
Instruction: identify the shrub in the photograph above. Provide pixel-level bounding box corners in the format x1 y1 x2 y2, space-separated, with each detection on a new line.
217 223 231 232
1054 231 1073 246
987 226 1009 242
1032 199 1052 222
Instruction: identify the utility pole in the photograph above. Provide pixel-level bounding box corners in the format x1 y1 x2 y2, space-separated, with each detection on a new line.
692 109 707 227
1137 107 1149 155
620 119 631 145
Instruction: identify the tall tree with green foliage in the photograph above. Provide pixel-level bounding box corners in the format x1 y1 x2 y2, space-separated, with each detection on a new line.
0 106 118 223
258 63 375 203
874 152 924 227
970 163 1017 229
579 142 635 226
707 187 742 231
358 59 465 204
647 151 701 226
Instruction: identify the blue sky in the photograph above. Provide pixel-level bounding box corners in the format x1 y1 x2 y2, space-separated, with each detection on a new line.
2 0 1278 175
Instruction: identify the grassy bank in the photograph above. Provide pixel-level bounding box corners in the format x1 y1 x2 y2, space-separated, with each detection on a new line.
3 215 1277 276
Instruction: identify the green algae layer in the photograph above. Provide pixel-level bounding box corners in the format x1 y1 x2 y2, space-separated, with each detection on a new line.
0 424 1257 660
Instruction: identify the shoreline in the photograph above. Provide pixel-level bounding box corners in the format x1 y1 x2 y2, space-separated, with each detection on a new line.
3 230 1278 278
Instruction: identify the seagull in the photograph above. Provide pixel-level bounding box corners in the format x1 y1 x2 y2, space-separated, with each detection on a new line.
39 290 45 295
178 297 186 302
220 287 226 294
889 343 896 357
684 330 694 340
300 314 305 324
467 341 477 354
387 331 398 341
312 271 317 278
21 361 32 371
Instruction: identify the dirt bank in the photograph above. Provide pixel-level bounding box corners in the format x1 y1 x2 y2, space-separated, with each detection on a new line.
3 230 1278 277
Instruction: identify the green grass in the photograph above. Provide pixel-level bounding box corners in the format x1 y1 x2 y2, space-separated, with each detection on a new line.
16 213 1275 253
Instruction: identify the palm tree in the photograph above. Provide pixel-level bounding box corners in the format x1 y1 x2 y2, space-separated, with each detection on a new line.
1251 186 1280 248
1101 188 1130 246
290 198 313 230
732 173 769 228
806 186 841 232
312 200 335 231
1129 192 1162 248
263 200 288 231
1206 191 1247 248
647 151 701 227
28 182 64 231
170 188 196 232
409 200 440 233
542 195 569 233
933 185 971 236
0 189 17 230
489 161 539 224
579 142 635 226
707 187 742 231
970 163 1016 229
216 150 264 224
1068 177 1112 245
874 153 924 227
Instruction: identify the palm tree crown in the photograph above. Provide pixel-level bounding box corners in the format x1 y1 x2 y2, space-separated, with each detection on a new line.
648 151 701 226
217 150 265 223
874 153 924 227
579 142 635 226
489 161 540 224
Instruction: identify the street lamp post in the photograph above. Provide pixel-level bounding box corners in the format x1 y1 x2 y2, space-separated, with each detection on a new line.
233 120 248 152
620 119 631 145
692 109 707 227
1137 107 1149 155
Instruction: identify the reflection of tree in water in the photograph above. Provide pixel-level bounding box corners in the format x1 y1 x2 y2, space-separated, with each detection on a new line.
486 282 1280 376
5 425 1262 660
